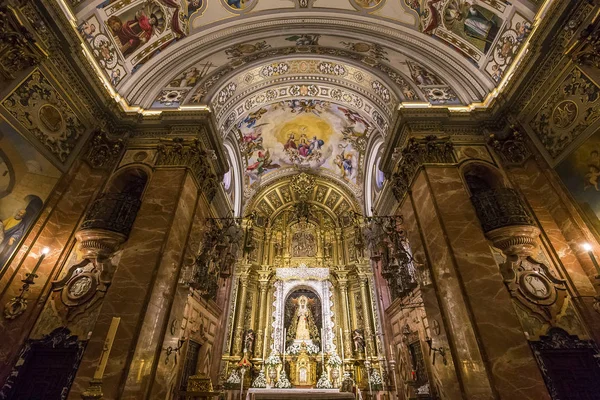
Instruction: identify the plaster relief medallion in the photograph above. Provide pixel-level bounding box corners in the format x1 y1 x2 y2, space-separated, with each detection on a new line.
552 100 578 129
67 275 93 300
351 0 384 10
38 104 64 135
62 272 98 306
519 272 552 301
133 151 148 162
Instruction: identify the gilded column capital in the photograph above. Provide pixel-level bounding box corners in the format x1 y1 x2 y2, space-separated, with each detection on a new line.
156 137 218 202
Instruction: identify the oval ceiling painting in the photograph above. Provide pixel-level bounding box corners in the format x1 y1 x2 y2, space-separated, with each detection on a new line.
353 0 384 9
223 0 257 12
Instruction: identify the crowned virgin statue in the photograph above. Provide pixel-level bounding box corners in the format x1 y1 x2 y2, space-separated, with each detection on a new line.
287 295 320 347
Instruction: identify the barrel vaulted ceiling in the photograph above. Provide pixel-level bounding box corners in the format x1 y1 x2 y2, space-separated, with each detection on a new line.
65 0 548 210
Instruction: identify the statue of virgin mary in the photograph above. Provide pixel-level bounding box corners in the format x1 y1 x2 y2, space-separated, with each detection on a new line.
287 295 320 346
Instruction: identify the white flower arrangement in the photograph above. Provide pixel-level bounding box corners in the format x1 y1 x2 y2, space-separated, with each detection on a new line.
285 342 321 355
275 370 292 388
368 369 383 391
252 369 267 388
224 369 241 389
264 353 281 366
327 353 343 367
316 372 333 389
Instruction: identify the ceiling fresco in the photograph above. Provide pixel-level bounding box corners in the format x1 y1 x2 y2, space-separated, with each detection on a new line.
71 0 540 112
238 100 371 195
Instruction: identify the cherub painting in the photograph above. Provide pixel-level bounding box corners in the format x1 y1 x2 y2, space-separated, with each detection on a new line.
246 150 280 176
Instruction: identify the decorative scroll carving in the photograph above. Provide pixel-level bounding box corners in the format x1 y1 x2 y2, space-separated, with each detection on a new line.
0 6 46 80
156 138 218 202
83 131 124 170
470 188 535 233
290 173 316 200
390 136 455 202
571 20 600 69
2 69 85 163
488 127 531 166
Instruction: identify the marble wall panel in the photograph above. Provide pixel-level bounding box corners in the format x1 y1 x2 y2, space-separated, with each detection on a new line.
0 161 105 386
121 172 198 399
509 159 600 340
423 166 549 400
69 168 190 400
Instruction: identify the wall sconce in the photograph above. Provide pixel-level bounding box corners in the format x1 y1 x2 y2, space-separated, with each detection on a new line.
3 247 50 320
425 336 447 366
165 337 186 364
582 243 600 279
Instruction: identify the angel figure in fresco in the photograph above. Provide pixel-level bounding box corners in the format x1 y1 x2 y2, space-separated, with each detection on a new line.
337 107 370 128
242 108 267 128
335 147 354 181
246 150 280 176
241 127 264 155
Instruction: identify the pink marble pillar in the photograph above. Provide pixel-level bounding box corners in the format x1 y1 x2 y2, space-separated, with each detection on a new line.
0 161 106 386
409 166 549 400
397 198 462 400
149 192 225 399
70 168 198 400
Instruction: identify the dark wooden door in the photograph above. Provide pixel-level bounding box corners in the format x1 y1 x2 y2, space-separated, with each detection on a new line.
11 347 80 400
531 328 600 400
538 348 600 400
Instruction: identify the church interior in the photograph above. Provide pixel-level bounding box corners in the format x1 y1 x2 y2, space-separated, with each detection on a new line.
3 0 600 399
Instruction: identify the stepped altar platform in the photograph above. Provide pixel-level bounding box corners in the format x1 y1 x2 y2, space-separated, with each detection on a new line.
246 388 355 399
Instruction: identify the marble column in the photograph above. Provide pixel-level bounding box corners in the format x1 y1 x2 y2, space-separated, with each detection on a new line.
358 275 376 357
409 166 549 400
70 168 198 400
233 275 249 356
337 276 354 358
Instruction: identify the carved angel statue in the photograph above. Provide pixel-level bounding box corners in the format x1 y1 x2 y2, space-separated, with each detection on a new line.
244 329 255 354
352 329 365 353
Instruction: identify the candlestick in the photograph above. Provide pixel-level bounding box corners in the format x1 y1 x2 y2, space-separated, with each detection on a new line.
93 317 121 379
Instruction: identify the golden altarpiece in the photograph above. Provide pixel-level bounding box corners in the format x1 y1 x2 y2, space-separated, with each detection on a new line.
221 172 387 391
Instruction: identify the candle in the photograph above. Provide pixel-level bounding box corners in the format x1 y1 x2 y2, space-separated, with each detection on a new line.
339 328 345 361
30 247 49 276
93 317 121 379
283 328 286 361
389 344 394 359
321 328 325 371
263 326 268 359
